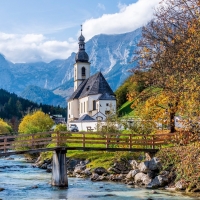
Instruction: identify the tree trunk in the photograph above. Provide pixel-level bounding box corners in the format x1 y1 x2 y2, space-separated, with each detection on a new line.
169 112 176 133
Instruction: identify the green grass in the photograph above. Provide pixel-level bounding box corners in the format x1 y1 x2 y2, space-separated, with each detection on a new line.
67 150 141 170
118 100 135 117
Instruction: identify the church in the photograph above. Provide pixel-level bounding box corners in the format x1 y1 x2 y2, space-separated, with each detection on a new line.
67 28 116 131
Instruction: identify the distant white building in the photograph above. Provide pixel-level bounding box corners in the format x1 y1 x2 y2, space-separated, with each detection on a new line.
67 27 116 131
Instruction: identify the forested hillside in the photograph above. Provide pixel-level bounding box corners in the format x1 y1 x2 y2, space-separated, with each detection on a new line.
0 89 67 131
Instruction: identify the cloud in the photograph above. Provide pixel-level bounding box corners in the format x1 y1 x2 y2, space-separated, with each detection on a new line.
117 2 127 12
0 32 77 63
0 0 160 63
98 3 106 11
82 0 160 41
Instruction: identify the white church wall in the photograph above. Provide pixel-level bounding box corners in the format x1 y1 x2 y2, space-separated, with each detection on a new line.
97 100 116 116
79 94 101 118
68 121 95 131
79 96 89 117
68 121 107 132
68 99 79 120
68 101 72 120
87 94 101 111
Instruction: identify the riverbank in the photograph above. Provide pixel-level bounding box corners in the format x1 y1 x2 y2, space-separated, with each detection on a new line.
35 143 200 198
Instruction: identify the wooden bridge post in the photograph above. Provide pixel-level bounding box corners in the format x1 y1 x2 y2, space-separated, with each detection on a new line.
51 148 68 187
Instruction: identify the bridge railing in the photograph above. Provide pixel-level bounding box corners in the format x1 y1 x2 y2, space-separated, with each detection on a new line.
0 131 198 153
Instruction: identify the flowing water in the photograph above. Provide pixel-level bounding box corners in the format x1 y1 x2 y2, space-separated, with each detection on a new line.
0 155 198 200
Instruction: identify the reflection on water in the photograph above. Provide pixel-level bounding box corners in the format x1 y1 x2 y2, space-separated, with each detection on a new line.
0 156 198 200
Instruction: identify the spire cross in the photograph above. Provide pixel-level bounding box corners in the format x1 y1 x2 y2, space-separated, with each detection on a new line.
81 24 82 34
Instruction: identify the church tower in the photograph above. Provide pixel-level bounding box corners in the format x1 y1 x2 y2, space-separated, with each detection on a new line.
74 25 90 91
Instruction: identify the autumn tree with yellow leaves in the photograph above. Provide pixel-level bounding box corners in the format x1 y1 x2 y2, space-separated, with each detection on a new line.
0 118 12 134
129 0 200 133
16 110 54 150
18 110 54 134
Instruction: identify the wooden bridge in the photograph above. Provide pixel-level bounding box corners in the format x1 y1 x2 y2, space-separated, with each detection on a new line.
0 131 193 187
0 131 177 156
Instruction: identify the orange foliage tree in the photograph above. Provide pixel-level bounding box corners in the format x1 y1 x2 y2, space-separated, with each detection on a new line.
130 0 200 133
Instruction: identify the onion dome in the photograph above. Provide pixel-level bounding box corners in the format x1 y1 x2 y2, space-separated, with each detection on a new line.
75 25 89 63
78 33 85 42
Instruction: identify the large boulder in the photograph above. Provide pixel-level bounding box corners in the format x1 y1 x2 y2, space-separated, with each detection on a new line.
66 159 82 171
74 164 86 174
83 168 92 176
134 172 152 186
108 160 132 174
137 162 148 173
108 167 121 174
90 173 99 181
175 179 188 190
129 160 138 169
109 174 126 182
46 164 52 173
147 172 169 189
148 157 161 171
91 172 110 181
40 163 47 169
93 167 108 175
138 157 161 173
126 169 140 181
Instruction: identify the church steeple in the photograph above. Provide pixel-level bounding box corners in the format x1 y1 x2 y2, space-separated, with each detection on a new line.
78 25 85 50
74 25 90 91
75 25 89 63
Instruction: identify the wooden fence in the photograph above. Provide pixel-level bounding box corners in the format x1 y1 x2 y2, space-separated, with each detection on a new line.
0 131 198 154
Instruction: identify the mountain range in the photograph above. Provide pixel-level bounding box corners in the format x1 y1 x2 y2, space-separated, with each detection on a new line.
0 28 142 107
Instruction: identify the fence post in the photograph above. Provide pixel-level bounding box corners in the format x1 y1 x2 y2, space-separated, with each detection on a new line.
152 135 155 149
4 138 7 153
106 134 109 148
31 134 34 149
82 133 85 148
56 131 60 147
129 134 132 149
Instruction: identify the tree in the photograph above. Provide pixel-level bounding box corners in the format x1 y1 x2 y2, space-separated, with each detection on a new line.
54 124 67 131
115 77 130 109
131 0 200 132
18 110 54 134
0 88 67 123
0 118 12 134
127 70 151 102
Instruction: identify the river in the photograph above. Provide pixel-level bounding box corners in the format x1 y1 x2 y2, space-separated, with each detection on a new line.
0 155 198 200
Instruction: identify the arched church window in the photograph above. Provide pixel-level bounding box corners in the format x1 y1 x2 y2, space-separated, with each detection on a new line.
82 67 86 76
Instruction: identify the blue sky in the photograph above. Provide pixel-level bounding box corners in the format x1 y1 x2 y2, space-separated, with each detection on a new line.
0 0 160 63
